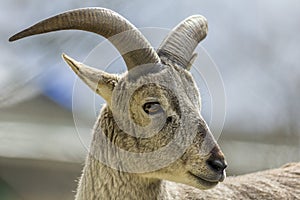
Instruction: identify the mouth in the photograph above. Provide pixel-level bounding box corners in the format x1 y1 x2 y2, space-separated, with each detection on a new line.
188 171 219 188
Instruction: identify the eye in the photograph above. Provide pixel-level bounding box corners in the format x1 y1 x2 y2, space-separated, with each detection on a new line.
143 102 163 115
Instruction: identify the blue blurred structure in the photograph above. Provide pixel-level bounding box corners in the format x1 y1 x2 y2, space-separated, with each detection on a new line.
2 0 300 138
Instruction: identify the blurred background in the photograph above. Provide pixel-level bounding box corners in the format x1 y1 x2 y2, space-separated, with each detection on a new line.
1 0 300 199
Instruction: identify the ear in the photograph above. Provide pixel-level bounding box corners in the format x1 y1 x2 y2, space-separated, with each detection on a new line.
62 53 118 104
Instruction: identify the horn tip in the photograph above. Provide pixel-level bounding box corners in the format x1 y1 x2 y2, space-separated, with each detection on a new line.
8 34 18 42
189 14 208 30
9 29 29 42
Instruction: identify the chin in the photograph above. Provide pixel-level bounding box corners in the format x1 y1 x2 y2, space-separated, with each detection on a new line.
185 180 219 190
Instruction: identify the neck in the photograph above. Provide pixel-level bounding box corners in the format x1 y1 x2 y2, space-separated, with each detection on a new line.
75 106 170 200
75 155 169 200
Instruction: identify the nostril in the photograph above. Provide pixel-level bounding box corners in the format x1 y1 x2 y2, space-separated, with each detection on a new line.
207 159 227 173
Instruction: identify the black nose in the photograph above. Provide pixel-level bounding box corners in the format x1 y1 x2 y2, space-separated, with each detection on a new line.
207 158 227 173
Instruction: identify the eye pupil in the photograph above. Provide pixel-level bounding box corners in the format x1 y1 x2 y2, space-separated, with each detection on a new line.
143 102 162 114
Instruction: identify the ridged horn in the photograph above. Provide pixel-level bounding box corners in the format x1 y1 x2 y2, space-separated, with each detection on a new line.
157 15 208 68
9 7 160 70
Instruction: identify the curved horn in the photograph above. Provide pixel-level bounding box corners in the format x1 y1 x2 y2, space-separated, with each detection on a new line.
9 7 160 70
157 15 208 68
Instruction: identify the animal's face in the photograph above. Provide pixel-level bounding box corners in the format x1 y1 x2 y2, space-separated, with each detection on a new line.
62 56 226 189
107 63 226 189
9 7 227 190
